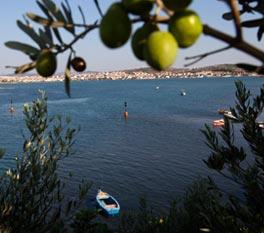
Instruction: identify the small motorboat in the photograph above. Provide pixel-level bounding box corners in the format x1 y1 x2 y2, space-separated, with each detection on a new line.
180 89 186 96
223 112 238 121
96 189 120 217
218 109 239 121
257 122 264 129
213 119 225 127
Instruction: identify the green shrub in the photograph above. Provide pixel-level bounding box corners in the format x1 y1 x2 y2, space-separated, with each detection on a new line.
0 91 91 233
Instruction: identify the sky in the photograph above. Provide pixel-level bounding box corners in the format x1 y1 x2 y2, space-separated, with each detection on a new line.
0 0 262 75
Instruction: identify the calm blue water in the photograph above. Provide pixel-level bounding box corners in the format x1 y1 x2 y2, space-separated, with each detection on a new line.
0 77 263 211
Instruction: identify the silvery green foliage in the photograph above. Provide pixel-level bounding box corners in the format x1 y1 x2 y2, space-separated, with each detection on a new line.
0 91 90 233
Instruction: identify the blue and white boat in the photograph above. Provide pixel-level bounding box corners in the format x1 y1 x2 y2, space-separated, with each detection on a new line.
96 189 120 217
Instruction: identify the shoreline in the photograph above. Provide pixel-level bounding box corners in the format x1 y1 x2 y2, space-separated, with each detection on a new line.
0 65 263 84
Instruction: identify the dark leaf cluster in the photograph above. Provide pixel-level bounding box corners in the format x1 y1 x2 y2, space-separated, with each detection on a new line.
5 0 95 96
201 80 264 232
223 0 264 40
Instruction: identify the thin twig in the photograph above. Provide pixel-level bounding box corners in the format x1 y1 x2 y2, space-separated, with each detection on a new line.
203 24 264 63
55 21 98 55
185 46 232 67
228 0 242 40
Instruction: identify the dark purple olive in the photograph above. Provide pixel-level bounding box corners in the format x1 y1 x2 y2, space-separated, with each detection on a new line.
71 57 86 72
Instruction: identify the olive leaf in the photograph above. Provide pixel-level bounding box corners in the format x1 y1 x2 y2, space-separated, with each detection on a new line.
222 12 234 21
65 53 72 98
61 1 75 35
23 14 30 26
78 180 92 200
241 18 264 28
26 13 74 29
42 0 67 23
41 0 74 34
222 10 245 20
257 25 264 41
37 0 64 44
44 26 53 43
15 62 36 74
236 63 258 72
5 41 40 56
236 63 264 74
17 20 47 49
78 6 86 25
93 0 103 17
39 29 53 47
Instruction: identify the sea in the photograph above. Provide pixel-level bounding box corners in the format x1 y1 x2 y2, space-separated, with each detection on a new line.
0 77 263 212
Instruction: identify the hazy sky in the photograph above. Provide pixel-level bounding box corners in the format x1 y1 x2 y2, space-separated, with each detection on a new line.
0 0 262 75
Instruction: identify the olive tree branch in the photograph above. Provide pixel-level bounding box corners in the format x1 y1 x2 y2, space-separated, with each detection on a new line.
203 24 264 63
228 0 242 40
52 15 264 66
184 45 232 67
54 17 150 55
142 14 264 64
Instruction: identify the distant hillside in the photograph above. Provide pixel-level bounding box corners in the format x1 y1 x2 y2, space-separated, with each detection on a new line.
190 64 245 72
122 64 247 73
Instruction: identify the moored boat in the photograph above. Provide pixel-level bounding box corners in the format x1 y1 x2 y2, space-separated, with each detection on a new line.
180 89 186 96
257 122 264 129
223 111 238 121
218 109 239 121
213 119 225 127
96 189 120 217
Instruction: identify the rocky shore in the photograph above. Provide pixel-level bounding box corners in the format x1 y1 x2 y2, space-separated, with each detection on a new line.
0 64 262 84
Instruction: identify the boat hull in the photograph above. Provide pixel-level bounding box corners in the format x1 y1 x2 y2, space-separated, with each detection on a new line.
96 190 120 217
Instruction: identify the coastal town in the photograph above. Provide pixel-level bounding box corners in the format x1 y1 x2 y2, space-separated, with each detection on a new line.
0 64 262 84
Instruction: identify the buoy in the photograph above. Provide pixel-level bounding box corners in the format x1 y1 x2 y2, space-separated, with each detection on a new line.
123 101 128 119
9 98 15 114
124 111 128 119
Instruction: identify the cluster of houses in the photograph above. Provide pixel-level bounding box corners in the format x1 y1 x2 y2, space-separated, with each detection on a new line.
0 65 261 84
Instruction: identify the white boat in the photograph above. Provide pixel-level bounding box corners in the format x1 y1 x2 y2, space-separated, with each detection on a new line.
218 109 239 121
212 119 225 127
180 89 186 96
257 122 264 129
223 111 238 120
